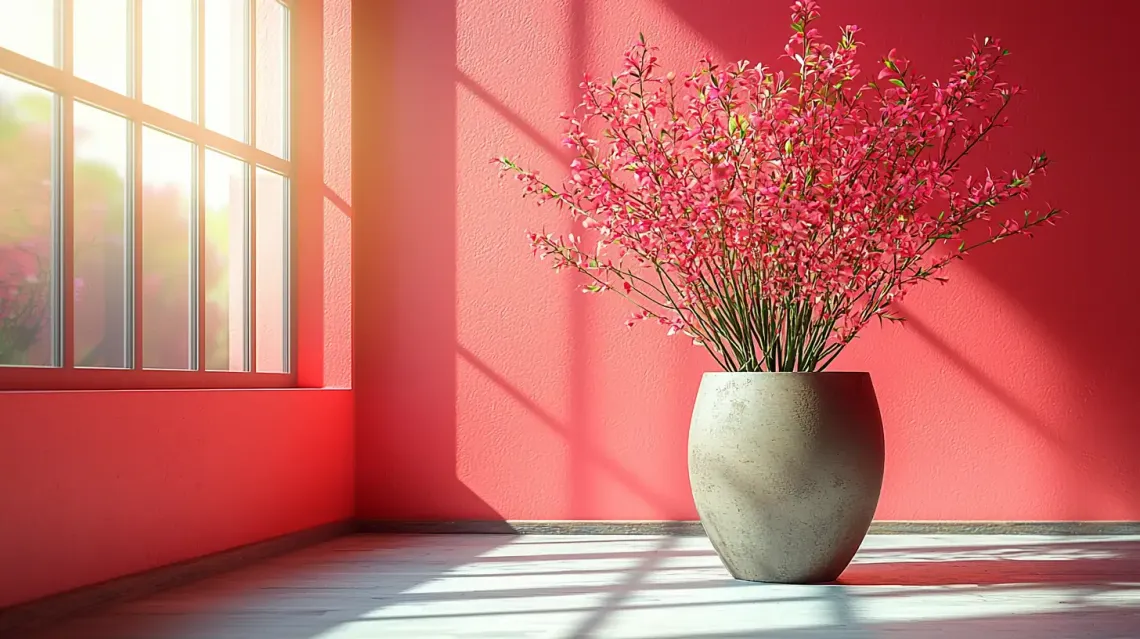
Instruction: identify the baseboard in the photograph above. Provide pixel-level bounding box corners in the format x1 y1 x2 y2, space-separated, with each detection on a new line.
358 520 1140 536
0 520 354 637
357 520 705 535
869 521 1140 535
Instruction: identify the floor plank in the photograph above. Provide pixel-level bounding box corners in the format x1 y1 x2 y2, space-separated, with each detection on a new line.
21 534 1140 638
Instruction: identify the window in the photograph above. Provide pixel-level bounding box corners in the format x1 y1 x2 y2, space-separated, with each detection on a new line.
0 0 293 390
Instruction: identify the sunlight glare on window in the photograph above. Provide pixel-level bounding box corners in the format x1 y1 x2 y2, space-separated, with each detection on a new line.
255 167 288 373
0 74 57 368
74 0 129 95
0 0 56 66
255 0 287 157
74 103 131 369
206 0 250 142
142 0 194 120
141 127 195 370
205 150 249 371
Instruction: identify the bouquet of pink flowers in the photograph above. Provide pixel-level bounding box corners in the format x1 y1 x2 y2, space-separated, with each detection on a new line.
499 0 1061 372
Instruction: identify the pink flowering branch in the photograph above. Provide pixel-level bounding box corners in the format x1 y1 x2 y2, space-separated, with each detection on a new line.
498 2 1062 372
0 243 51 363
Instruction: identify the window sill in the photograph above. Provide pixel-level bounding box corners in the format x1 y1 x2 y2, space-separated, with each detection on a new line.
0 368 300 393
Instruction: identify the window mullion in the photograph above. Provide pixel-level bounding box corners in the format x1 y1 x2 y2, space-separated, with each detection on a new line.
60 100 74 369
59 0 75 369
195 0 206 371
130 0 144 369
247 0 258 372
284 6 294 374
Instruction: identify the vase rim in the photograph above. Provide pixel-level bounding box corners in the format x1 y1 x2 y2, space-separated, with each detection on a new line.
702 371 870 376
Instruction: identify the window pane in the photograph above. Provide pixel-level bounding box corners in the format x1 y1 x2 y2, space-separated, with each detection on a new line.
255 167 287 373
255 0 287 157
0 75 57 367
205 0 249 141
74 103 130 369
142 0 193 120
0 0 56 66
141 127 193 370
205 151 248 371
74 0 129 95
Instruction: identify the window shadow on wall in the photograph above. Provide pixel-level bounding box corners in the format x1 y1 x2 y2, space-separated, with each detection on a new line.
449 0 701 520
352 0 505 521
457 344 680 514
659 0 1140 519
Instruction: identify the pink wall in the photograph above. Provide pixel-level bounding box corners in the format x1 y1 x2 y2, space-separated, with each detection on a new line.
354 0 1140 522
6 0 1139 612
0 0 354 608
0 390 353 608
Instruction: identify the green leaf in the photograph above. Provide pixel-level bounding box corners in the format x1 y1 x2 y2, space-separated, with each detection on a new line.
889 78 906 88
728 113 748 136
792 21 805 34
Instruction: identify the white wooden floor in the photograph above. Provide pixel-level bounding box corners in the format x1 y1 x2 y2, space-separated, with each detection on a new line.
26 534 1140 638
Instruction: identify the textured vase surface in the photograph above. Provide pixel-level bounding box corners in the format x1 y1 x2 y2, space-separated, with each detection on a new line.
688 372 885 583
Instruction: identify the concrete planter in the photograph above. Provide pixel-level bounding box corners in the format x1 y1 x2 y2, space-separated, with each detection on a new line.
688 372 885 583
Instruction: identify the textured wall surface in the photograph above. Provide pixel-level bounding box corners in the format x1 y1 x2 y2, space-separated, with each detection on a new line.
354 0 1140 523
0 389 353 608
0 0 355 607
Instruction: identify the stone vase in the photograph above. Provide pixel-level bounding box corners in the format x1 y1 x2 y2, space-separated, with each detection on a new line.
688 372 885 583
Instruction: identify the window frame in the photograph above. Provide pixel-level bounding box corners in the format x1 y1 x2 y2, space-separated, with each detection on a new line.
0 0 297 391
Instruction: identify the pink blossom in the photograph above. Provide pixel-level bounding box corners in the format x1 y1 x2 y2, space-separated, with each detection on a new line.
498 1 1062 372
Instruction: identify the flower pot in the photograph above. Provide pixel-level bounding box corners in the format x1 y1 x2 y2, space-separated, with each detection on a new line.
688 372 885 583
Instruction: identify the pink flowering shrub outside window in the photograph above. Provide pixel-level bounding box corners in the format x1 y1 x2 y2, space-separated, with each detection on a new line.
0 241 51 364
